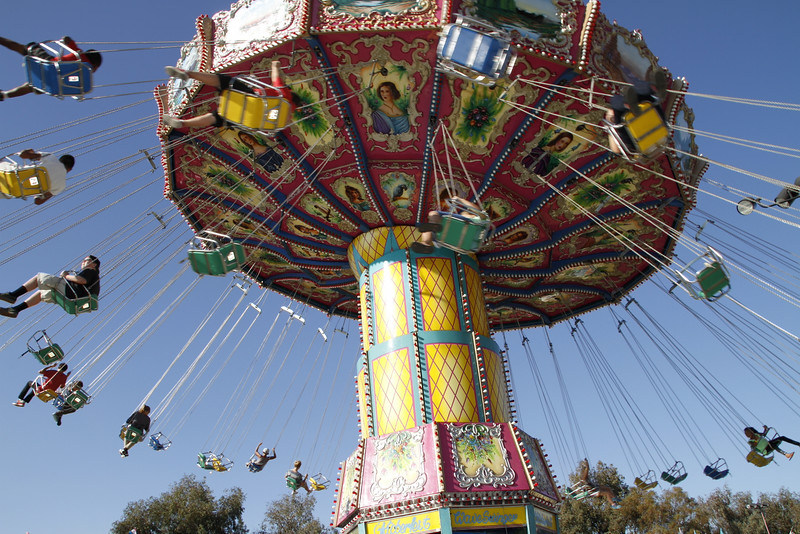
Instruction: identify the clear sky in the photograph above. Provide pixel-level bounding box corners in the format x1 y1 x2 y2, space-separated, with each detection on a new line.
1 1 799 534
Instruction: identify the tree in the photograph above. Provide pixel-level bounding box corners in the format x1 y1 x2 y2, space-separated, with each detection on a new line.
258 494 334 534
111 474 248 534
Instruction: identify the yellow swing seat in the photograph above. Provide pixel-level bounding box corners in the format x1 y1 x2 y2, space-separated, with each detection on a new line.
634 470 658 490
36 389 58 402
309 473 329 491
604 102 669 161
746 449 774 467
0 156 50 199
218 78 293 132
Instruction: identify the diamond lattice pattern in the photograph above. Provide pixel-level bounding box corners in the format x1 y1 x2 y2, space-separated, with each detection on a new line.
426 343 478 422
483 349 510 422
372 349 416 435
464 265 488 336
418 257 460 331
373 262 408 344
356 227 390 265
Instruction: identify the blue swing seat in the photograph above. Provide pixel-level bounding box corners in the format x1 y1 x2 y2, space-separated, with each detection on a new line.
24 40 93 98
703 459 729 480
437 15 516 86
149 432 171 451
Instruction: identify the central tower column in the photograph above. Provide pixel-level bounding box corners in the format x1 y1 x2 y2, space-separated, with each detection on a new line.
333 227 561 534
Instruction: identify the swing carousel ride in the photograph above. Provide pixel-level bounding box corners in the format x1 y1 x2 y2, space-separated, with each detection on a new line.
157 0 704 532
3 0 800 533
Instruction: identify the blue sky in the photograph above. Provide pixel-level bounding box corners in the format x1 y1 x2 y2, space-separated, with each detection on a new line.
1 1 799 533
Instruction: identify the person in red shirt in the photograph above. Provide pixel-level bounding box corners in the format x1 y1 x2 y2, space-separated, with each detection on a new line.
0 35 102 100
13 362 70 407
162 60 300 130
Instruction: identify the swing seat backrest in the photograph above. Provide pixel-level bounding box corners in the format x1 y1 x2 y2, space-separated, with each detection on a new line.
0 164 50 199
188 242 246 276
436 211 493 254
37 389 58 402
25 56 93 97
438 23 513 81
622 102 669 157
197 452 211 469
52 290 98 315
218 89 293 131
752 436 771 455
746 449 774 467
696 261 731 300
34 344 64 365
286 476 301 490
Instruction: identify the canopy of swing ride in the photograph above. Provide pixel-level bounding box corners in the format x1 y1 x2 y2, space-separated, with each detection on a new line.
2 0 800 532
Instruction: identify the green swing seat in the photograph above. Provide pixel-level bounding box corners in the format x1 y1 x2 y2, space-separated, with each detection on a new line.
660 462 687 485
431 198 495 254
695 261 731 300
286 474 302 491
188 232 246 276
674 247 731 302
33 343 64 365
119 424 145 444
54 388 90 411
25 330 65 365
747 434 775 467
52 290 98 315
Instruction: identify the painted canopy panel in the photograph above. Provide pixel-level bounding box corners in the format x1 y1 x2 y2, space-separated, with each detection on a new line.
160 0 700 329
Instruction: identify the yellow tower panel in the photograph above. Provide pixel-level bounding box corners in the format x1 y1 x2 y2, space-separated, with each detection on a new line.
464 264 488 336
372 262 409 345
372 348 417 435
483 348 510 422
417 257 460 331
426 343 478 422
